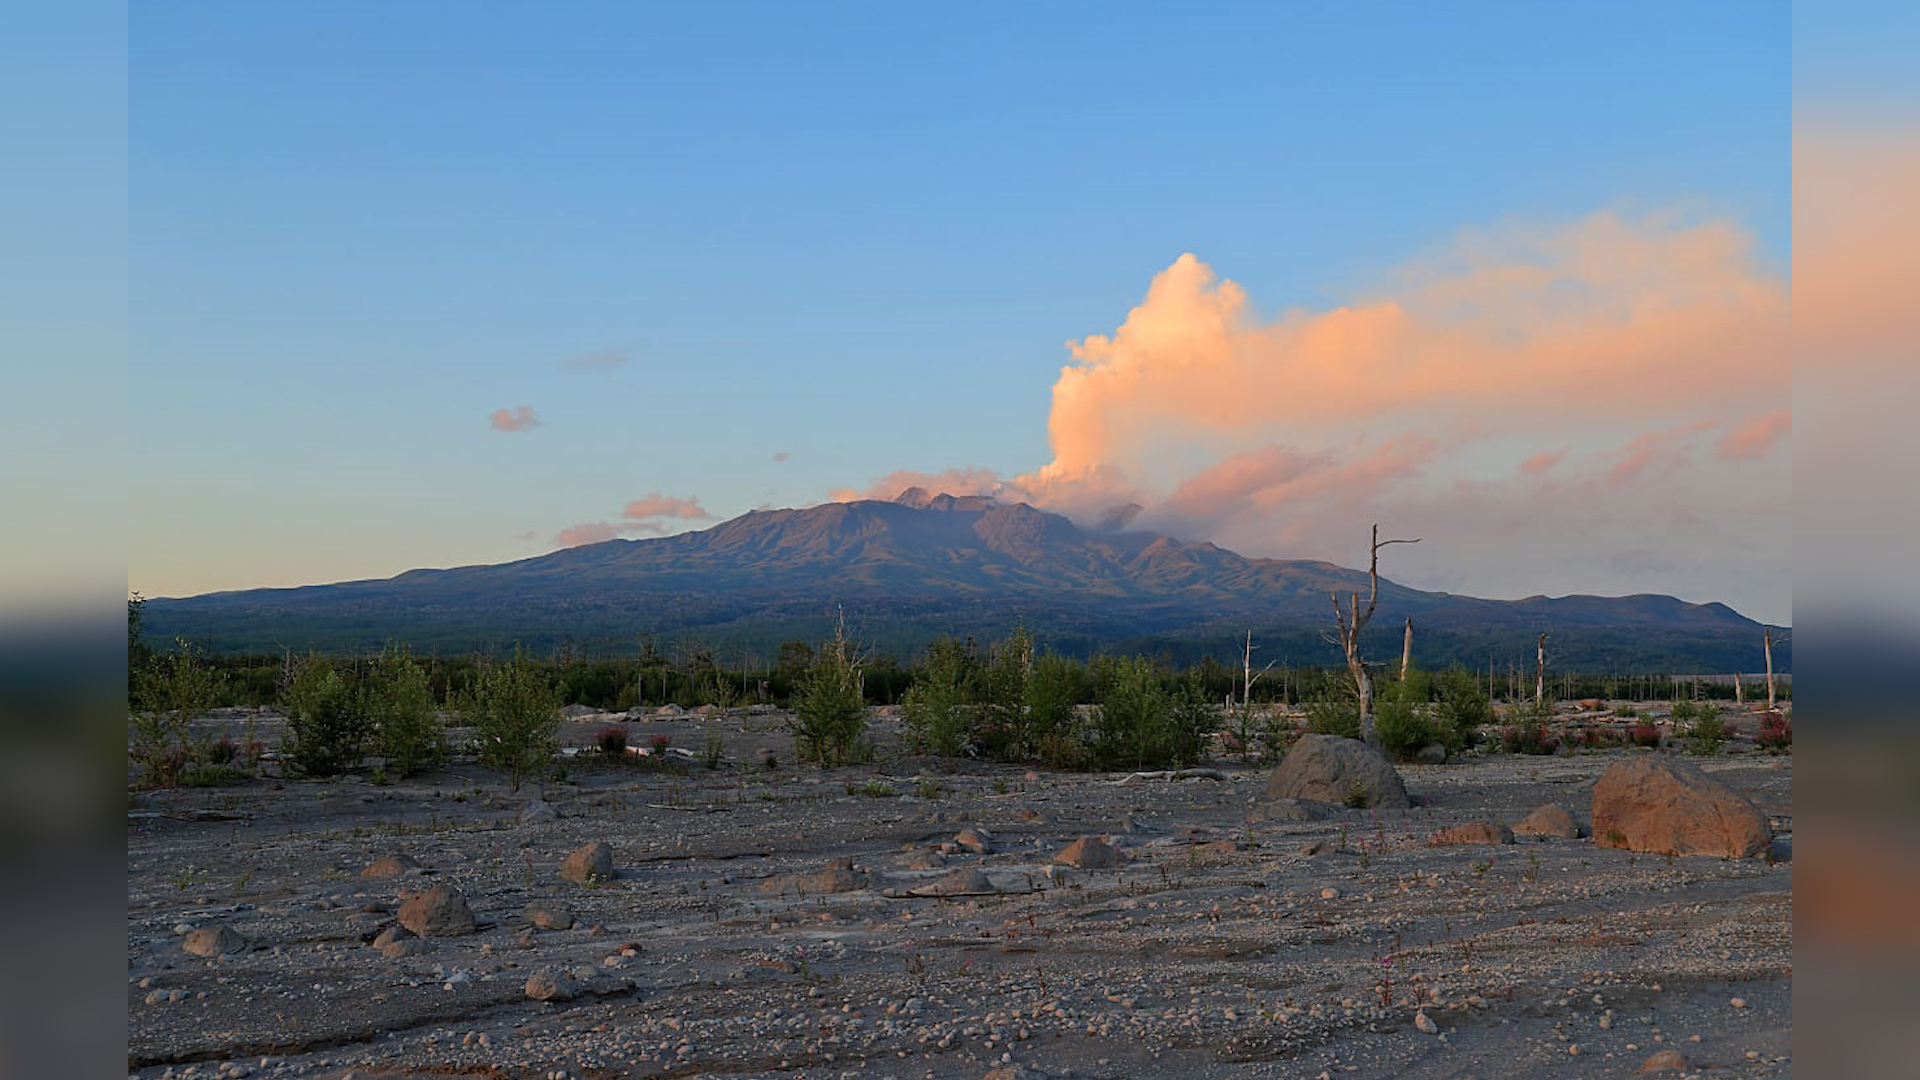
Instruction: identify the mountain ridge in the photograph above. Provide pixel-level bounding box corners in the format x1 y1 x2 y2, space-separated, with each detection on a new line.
143 494 1788 671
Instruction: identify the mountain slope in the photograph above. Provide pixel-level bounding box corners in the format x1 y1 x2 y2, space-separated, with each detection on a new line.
144 494 1788 671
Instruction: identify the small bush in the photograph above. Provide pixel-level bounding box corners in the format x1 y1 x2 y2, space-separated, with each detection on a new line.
649 733 672 755
1756 713 1792 752
282 653 371 777
702 725 726 769
367 645 443 778
459 647 561 792
1373 670 1435 760
1305 695 1360 739
1435 666 1492 751
1499 722 1559 756
1684 706 1727 755
791 619 868 766
1628 721 1661 748
595 725 629 755
1615 705 1640 719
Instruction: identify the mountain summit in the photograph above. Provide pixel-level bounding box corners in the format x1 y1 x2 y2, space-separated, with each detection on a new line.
145 496 1786 670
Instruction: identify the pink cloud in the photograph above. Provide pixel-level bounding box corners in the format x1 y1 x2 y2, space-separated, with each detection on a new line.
829 467 1005 504
1519 448 1568 475
1715 409 1792 461
489 406 542 432
553 522 618 547
772 451 790 463
1605 421 1719 486
622 493 713 521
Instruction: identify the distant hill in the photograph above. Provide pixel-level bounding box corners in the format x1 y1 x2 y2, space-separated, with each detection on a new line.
143 491 1789 672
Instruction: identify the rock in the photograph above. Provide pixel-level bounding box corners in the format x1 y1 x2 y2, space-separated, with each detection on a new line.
370 924 413 950
1053 836 1123 869
560 841 616 885
1265 734 1410 809
523 901 575 930
900 849 947 871
1319 887 1340 900
953 827 994 855
361 853 419 878
396 886 477 937
1249 797 1329 823
1413 742 1447 765
1428 821 1515 846
763 858 867 895
1300 839 1334 857
1636 1049 1689 1073
525 968 577 1002
1592 757 1771 858
182 926 249 957
982 1067 1029 1080
380 936 433 959
561 703 598 719
1414 1010 1438 1034
519 799 558 826
911 868 998 896
1513 804 1582 839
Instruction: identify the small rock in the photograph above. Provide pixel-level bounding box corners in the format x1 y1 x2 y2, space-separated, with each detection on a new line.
370 924 414 950
182 927 249 957
1320 887 1340 900
519 799 559 826
911 868 997 896
560 842 615 885
1512 804 1582 839
1413 742 1447 765
381 937 433 959
1636 1049 1689 1073
954 827 994 855
525 969 576 1002
1428 821 1515 846
524 901 575 930
360 853 419 878
1414 1010 1438 1034
1730 996 1747 1009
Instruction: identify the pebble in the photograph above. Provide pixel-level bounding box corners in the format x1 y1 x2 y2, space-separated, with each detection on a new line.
1414 1011 1438 1035
1729 996 1747 1009
1320 887 1340 900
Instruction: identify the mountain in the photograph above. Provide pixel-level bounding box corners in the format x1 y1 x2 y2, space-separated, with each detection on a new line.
143 493 1788 672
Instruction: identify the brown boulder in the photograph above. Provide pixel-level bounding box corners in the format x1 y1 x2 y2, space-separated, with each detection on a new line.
1513 804 1583 839
1053 836 1123 869
523 901 575 930
762 857 867 895
396 885 477 936
1265 734 1410 809
1592 756 1771 858
1636 1049 1689 1073
953 827 994 855
560 841 615 885
1428 821 1515 846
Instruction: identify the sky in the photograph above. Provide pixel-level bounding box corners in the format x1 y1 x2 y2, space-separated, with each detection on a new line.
128 1 1792 623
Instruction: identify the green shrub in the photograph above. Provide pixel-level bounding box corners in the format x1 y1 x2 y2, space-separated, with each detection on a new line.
1024 652 1084 754
1304 694 1360 739
459 647 561 791
791 620 867 765
1373 669 1435 760
1435 666 1492 750
282 653 371 777
901 637 976 756
366 644 442 778
1684 705 1727 755
1089 659 1207 769
130 638 226 787
977 626 1033 759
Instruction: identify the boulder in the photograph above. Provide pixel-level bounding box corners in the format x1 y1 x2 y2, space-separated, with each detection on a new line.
1265 734 1411 809
910 868 998 896
181 926 249 957
560 841 615 885
396 885 477 937
1428 821 1515 846
1413 742 1448 765
1636 1049 1689 1073
1053 836 1123 869
1592 756 1771 858
1513 804 1583 839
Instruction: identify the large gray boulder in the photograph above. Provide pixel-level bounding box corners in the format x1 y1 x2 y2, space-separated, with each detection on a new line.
1592 756 1770 858
1265 734 1410 809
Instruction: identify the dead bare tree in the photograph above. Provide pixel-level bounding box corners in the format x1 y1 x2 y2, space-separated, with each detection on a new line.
1764 627 1781 711
1400 618 1414 680
1330 524 1421 746
1535 632 1549 706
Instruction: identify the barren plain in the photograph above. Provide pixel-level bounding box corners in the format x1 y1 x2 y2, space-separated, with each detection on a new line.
128 708 1791 1080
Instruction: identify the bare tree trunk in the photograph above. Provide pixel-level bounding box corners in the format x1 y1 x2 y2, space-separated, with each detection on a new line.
1330 524 1420 746
1535 632 1549 706
1401 618 1414 681
1734 672 1744 706
1764 628 1776 711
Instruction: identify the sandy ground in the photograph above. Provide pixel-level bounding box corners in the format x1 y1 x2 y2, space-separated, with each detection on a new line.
127 708 1791 1079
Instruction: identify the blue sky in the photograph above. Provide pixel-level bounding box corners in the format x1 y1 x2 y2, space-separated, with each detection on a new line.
129 2 1791 620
